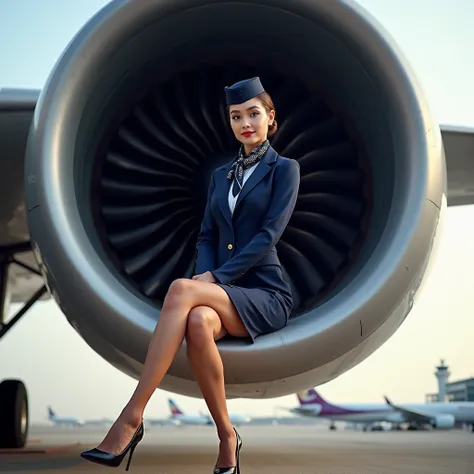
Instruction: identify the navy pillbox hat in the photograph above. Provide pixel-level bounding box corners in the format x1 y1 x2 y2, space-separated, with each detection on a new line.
224 77 265 105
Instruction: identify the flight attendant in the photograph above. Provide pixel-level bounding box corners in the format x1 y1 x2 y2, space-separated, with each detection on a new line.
80 77 300 473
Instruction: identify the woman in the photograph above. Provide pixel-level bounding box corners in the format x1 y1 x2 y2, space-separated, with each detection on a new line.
80 77 300 472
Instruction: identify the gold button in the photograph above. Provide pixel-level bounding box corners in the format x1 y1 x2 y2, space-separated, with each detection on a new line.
227 244 233 250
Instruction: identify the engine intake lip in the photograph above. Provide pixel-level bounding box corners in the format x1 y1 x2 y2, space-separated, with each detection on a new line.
25 0 445 392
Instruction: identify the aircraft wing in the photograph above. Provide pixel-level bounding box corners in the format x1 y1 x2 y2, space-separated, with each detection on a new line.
0 89 50 304
441 125 474 206
0 90 473 208
384 396 433 424
1 94 473 307
0 90 473 206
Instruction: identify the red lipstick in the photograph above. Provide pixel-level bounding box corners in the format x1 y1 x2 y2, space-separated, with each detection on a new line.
242 131 254 137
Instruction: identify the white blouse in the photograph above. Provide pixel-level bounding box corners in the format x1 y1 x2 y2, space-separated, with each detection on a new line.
227 161 259 216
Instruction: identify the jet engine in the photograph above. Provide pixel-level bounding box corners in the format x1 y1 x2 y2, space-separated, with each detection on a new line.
24 0 446 398
431 414 456 430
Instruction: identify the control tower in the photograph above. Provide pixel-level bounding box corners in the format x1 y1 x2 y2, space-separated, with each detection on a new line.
435 359 450 402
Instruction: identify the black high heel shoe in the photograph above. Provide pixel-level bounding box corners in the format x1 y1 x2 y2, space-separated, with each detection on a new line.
80 422 144 471
213 427 243 474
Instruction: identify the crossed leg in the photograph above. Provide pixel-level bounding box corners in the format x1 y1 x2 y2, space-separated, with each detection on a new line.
186 305 245 467
95 278 249 467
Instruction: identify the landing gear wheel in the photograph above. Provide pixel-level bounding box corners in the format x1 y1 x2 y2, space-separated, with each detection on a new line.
0 380 29 449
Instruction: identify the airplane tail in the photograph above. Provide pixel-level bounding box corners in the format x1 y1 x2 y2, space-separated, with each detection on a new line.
296 388 341 415
168 399 184 416
47 406 56 419
297 388 327 406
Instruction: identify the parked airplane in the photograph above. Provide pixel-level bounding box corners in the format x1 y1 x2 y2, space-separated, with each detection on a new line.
288 389 474 431
47 406 83 427
145 416 180 427
168 399 251 426
82 417 114 427
48 406 115 427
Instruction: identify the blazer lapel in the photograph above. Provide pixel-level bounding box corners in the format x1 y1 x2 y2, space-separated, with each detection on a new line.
234 146 278 212
214 165 233 228
212 146 278 226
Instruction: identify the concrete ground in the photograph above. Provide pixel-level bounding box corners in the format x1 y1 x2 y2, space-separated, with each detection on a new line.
0 424 472 473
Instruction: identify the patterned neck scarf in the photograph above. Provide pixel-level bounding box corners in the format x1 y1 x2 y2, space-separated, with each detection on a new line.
227 139 270 197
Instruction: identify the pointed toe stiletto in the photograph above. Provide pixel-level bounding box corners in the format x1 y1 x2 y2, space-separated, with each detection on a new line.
213 427 243 474
80 422 144 471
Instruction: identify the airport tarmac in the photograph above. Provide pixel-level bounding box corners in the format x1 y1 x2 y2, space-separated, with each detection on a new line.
0 425 472 473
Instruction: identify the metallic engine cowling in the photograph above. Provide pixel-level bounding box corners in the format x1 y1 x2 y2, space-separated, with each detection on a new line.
24 0 446 398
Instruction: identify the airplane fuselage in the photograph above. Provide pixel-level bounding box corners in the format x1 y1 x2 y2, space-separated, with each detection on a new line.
172 414 212 425
293 402 474 424
50 417 83 426
172 413 251 426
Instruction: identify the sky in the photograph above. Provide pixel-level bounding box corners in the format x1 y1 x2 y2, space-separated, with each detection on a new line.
1 0 473 424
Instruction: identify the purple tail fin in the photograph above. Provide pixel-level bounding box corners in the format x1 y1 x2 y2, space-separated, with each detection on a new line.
296 388 365 416
297 388 327 405
296 388 344 414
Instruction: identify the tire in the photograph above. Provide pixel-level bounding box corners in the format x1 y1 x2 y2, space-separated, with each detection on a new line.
0 379 29 448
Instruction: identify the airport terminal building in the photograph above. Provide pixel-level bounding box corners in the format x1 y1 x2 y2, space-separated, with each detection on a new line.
426 377 474 402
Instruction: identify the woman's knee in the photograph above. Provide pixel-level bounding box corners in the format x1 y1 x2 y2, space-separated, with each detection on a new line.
168 278 192 296
164 278 193 308
186 306 219 345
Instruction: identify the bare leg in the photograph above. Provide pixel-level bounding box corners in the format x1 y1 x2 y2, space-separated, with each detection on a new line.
95 278 248 455
186 305 246 467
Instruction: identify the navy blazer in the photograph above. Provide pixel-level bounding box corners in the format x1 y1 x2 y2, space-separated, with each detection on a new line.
194 145 300 285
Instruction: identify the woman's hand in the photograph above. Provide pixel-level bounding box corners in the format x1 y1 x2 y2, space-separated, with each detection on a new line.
192 271 217 283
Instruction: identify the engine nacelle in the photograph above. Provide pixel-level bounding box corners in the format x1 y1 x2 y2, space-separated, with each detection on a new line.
24 0 446 398
431 414 456 430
